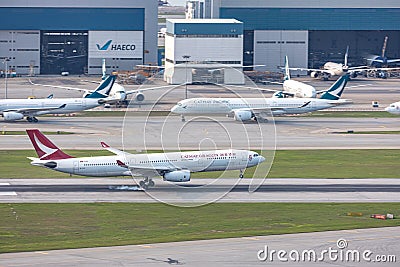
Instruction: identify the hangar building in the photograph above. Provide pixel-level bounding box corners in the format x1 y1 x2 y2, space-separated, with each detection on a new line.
0 0 157 75
164 19 244 84
187 0 400 72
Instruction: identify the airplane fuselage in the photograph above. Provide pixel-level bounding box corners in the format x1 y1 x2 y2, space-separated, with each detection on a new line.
31 149 263 177
282 80 316 98
0 98 101 121
323 62 347 77
171 97 335 116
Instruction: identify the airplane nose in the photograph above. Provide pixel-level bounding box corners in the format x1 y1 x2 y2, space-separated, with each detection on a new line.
259 156 266 163
170 105 179 113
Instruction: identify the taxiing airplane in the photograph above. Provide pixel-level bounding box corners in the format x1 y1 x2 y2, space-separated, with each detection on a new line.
385 101 400 115
27 129 265 189
171 74 351 122
1 75 116 122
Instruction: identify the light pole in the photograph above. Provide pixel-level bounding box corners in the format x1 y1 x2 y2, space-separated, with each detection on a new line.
182 55 191 99
3 58 10 99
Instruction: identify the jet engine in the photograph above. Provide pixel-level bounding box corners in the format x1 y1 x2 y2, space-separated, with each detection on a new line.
3 111 24 121
233 110 253 121
310 71 319 78
44 161 57 169
272 91 285 98
134 92 145 102
163 170 191 182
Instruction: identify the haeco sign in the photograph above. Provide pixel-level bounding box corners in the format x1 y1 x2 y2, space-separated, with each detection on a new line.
89 31 143 58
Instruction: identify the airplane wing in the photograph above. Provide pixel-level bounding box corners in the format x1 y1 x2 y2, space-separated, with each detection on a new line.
214 83 282 93
100 142 131 156
287 67 323 72
3 104 67 115
387 59 400 64
28 79 90 94
124 84 182 95
363 66 400 72
116 160 179 177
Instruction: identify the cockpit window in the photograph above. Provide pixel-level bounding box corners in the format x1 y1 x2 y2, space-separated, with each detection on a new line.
253 154 259 157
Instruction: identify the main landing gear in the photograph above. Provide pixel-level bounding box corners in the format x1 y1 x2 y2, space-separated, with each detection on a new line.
139 177 155 190
239 170 244 179
27 116 39 123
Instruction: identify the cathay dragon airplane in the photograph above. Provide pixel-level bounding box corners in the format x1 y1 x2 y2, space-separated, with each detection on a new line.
26 129 265 189
385 101 400 115
171 74 351 122
1 75 116 122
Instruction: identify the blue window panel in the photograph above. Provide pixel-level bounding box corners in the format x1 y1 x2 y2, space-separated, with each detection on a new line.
220 8 400 31
167 21 243 35
0 8 144 30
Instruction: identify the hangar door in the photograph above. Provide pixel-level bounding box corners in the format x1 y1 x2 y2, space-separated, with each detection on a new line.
40 31 88 75
253 31 308 73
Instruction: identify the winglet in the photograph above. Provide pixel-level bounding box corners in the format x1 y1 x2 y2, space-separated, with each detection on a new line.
116 160 128 168
100 142 110 148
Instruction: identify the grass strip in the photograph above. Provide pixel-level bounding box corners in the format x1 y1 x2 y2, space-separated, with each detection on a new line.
0 203 398 253
0 149 399 179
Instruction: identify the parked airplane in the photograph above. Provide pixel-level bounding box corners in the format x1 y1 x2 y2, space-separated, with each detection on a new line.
261 56 317 98
26 129 265 189
1 75 116 122
217 57 318 98
385 101 400 115
361 36 400 78
367 36 400 67
289 47 364 80
29 59 167 103
171 74 351 122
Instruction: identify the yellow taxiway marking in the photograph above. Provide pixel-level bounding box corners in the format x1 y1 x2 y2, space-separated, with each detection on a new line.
34 251 49 255
242 237 260 241
137 245 153 248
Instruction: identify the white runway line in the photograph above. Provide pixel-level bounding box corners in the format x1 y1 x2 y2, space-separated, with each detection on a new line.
0 182 17 196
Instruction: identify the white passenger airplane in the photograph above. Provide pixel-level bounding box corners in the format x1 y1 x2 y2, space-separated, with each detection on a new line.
290 47 364 80
26 129 265 189
29 59 167 103
260 56 317 98
385 101 400 115
171 74 351 122
222 57 317 98
1 75 116 122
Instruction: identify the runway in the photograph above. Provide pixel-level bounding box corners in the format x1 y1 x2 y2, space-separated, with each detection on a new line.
1 178 399 203
0 226 398 266
1 116 400 150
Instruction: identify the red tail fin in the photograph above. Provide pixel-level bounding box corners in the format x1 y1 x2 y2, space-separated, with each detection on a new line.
26 129 74 160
